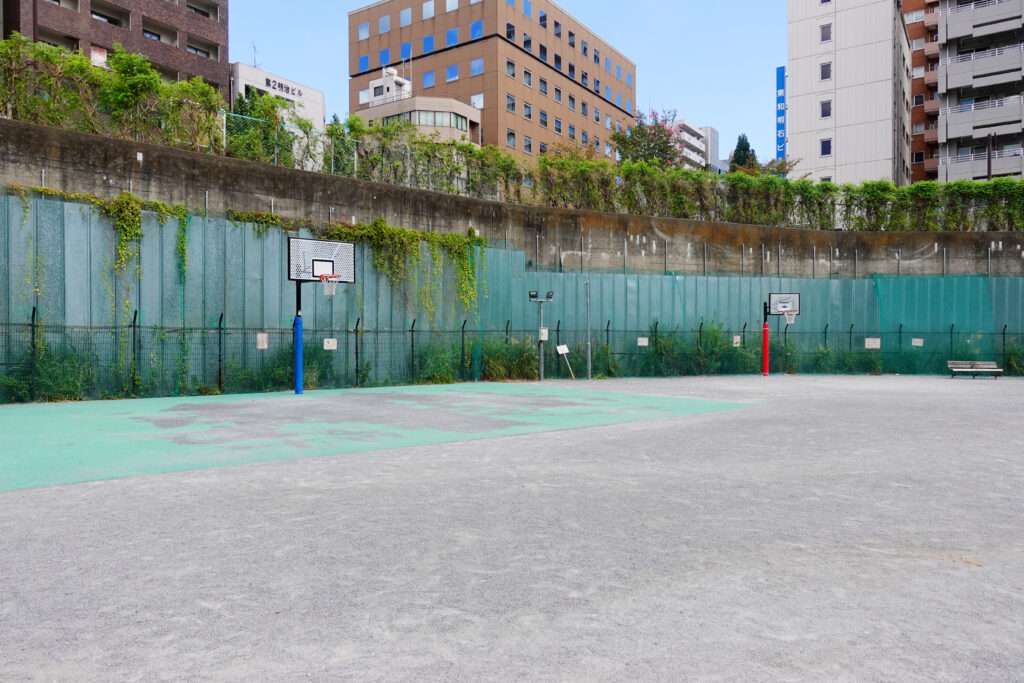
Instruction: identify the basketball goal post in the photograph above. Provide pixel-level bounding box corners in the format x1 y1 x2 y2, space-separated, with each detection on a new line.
287 237 355 394
763 293 800 377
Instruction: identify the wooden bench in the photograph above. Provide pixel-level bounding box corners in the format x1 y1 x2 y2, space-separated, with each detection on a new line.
947 360 1003 378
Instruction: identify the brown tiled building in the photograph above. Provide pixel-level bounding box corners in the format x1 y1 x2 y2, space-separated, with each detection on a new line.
347 0 636 162
1 0 229 93
903 0 937 182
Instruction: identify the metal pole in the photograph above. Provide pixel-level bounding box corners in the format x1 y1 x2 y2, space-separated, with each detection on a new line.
538 303 545 381
741 322 747 347
217 313 224 393
762 302 770 376
988 247 992 277
294 282 303 395
606 320 611 349
410 319 417 380
354 317 361 385
943 247 947 275
505 320 510 345
987 132 994 180
460 319 467 381
703 243 707 275
950 324 955 357
585 280 592 380
854 249 858 278
813 245 816 278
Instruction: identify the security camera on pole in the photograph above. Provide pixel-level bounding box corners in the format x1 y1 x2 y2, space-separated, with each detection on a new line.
529 290 554 380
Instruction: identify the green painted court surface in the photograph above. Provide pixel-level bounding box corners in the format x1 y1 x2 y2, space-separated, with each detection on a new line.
0 383 744 492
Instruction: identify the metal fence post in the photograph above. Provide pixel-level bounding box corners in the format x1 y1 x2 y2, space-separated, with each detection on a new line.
217 313 224 393
131 310 140 393
824 322 829 349
605 320 611 349
555 320 561 348
1003 324 1007 368
354 317 361 386
741 322 747 347
505 320 510 345
460 319 467 381
410 319 417 381
28 307 38 400
950 324 955 357
849 324 854 352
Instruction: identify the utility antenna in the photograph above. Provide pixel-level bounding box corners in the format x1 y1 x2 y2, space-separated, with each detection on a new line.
252 43 262 69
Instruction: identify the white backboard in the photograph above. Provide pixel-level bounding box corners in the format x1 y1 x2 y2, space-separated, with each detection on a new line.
769 292 801 316
288 237 355 282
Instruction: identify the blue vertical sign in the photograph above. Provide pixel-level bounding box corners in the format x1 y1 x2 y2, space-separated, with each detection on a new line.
776 66 787 162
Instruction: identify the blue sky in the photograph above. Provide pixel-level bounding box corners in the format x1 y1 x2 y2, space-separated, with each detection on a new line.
230 1 786 162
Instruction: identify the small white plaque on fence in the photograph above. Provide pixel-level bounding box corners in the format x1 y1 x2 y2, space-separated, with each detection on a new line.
323 338 338 351
539 327 549 342
733 335 742 348
556 344 570 355
256 332 269 350
865 337 882 350
637 337 649 347
911 338 925 347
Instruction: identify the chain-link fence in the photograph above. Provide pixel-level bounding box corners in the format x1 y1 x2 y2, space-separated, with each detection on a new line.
3 315 1021 403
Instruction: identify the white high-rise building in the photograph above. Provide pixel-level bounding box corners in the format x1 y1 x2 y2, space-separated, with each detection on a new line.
787 0 912 185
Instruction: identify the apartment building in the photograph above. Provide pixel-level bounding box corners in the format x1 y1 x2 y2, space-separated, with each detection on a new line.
231 62 326 130
786 0 912 185
347 0 637 162
916 0 1024 181
668 119 721 171
1 0 229 94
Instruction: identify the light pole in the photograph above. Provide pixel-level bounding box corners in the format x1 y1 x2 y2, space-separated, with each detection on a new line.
529 290 554 380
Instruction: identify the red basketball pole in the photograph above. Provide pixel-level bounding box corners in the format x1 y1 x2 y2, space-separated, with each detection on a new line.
762 302 770 376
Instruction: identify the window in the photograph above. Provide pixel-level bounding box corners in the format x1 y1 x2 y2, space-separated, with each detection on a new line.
539 78 547 94
912 151 925 163
605 85 610 99
554 21 561 38
626 99 631 113
593 137 599 150
911 122 925 135
616 93 621 107
523 33 531 52
506 59 515 77
568 31 575 47
471 20 483 39
187 44 210 58
554 54 562 70
581 101 588 116
605 57 611 72
359 89 370 104
539 142 547 154
568 63 575 79
539 45 547 62
626 73 632 87
380 48 390 66
605 114 611 129
471 57 483 75
605 143 612 156
523 0 531 17
423 35 435 53
581 131 588 144
423 70 435 88
447 0 458 10
568 124 576 140
401 42 412 60
470 93 484 108
400 7 412 26
554 87 562 103
820 62 832 80
593 49 599 65
821 176 832 183
446 27 458 46
523 103 532 120
616 64 622 80
820 23 831 42
539 110 548 128
820 100 832 118
446 64 459 82
507 129 516 148
373 85 384 97
524 136 532 154
554 117 562 134
507 0 514 5
506 22 515 40
380 15 390 33
186 4 211 19
568 95 575 111
911 37 924 50
523 69 532 86
358 55 369 71
358 22 369 40
582 40 588 57
506 93 516 113
820 138 832 156
913 94 924 106
594 107 600 123
143 29 161 41
423 0 434 19
539 10 546 27
582 71 588 87
912 65 924 78
904 9 924 23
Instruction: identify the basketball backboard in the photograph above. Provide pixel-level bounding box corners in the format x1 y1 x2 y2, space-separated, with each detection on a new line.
768 292 800 316
288 237 355 282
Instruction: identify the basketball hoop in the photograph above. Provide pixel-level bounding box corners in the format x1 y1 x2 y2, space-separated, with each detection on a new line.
785 311 796 325
320 273 343 297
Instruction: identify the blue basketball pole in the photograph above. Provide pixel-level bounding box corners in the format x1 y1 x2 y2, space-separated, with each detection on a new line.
294 282 303 395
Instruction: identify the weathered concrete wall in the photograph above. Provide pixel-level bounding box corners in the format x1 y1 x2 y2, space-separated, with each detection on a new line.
3 118 1023 276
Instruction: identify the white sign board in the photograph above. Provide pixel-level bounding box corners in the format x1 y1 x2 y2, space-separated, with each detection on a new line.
733 335 742 348
539 327 549 342
323 338 338 351
911 338 925 347
637 337 649 347
864 337 882 350
556 344 569 355
256 332 269 350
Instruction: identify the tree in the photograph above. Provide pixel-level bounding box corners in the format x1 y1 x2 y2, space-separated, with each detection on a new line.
730 134 757 172
610 109 683 167
98 45 162 140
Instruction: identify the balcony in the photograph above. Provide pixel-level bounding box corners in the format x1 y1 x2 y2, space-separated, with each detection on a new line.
925 156 940 173
924 127 939 143
938 43 1024 93
924 68 938 86
924 98 941 114
925 11 939 29
938 147 1024 181
924 39 940 57
940 0 1023 42
938 95 1024 142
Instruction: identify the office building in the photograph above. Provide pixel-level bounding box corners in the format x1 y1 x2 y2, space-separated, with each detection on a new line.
914 0 1024 181
786 0 912 185
231 62 326 130
668 119 721 171
347 0 637 161
1 0 229 94
361 67 483 144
